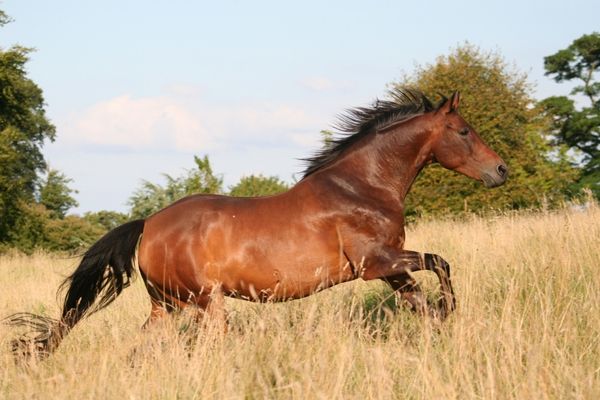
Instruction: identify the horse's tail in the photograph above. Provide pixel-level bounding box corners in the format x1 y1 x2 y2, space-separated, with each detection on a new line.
5 219 145 359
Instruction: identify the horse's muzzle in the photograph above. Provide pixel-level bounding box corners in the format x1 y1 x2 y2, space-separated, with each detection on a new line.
481 163 508 188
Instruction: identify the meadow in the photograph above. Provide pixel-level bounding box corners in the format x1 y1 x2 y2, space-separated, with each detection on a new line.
1 202 599 399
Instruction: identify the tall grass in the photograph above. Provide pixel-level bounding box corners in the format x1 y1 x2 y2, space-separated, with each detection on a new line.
1 203 599 399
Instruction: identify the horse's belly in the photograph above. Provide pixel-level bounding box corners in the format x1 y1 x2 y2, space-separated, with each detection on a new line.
217 258 354 302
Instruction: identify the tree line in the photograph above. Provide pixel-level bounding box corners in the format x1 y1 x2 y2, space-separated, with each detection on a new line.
3 154 288 253
1 8 598 253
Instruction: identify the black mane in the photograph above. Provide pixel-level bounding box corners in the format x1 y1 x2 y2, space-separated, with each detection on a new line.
302 87 439 178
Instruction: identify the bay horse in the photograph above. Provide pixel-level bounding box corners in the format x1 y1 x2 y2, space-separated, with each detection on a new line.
7 88 507 358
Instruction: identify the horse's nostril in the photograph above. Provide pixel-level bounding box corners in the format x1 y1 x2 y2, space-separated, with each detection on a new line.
497 164 508 177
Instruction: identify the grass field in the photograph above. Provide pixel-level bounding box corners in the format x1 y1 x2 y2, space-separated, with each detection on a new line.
1 203 599 399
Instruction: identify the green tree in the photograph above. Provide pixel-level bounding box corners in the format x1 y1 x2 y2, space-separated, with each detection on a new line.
320 130 334 147
129 155 223 218
0 10 10 26
83 210 129 231
7 202 50 252
540 32 600 197
395 44 577 216
5 202 105 253
0 9 108 254
229 174 289 197
42 216 106 253
38 168 79 218
0 10 56 243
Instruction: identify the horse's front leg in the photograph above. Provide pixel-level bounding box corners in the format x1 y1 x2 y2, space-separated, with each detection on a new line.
380 273 429 315
362 249 456 319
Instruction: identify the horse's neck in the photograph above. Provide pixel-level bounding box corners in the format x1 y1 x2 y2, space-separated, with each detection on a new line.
299 119 434 210
347 123 433 202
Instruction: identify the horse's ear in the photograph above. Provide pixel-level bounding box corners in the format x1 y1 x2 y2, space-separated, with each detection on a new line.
437 91 460 114
450 91 461 111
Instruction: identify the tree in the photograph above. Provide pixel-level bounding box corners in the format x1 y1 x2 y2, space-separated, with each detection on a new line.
38 168 79 218
541 32 600 197
0 10 10 27
0 10 56 243
229 175 289 197
320 130 334 147
394 44 578 217
83 210 129 231
7 202 50 252
129 155 223 218
42 216 106 253
5 202 105 253
0 9 107 254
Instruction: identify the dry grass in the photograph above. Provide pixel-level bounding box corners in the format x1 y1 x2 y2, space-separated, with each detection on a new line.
1 203 599 399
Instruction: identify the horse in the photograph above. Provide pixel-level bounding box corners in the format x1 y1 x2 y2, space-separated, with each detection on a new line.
6 88 508 358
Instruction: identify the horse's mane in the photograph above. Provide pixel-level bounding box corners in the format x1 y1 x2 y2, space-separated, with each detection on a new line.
301 87 440 179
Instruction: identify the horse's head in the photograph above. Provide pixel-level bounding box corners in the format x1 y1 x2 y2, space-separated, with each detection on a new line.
429 92 508 188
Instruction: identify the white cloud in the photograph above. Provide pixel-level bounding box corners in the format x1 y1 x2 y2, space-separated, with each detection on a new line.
61 95 213 151
59 92 326 152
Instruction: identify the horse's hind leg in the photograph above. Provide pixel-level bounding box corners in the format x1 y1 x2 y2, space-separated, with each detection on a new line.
140 273 185 329
192 285 228 333
143 299 179 329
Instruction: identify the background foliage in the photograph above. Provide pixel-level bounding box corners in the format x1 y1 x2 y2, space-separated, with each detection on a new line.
128 155 224 219
229 175 289 198
540 32 600 197
0 42 56 245
0 11 126 253
128 157 289 218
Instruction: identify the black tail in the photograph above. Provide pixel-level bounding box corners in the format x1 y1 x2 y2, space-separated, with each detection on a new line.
5 219 145 359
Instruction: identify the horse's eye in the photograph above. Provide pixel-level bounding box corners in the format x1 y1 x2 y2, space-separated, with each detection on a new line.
458 128 469 136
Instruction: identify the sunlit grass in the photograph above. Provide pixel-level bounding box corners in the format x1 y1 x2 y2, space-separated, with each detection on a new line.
1 203 599 399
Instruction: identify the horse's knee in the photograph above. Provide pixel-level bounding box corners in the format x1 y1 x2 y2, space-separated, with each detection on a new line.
425 253 451 275
382 273 419 292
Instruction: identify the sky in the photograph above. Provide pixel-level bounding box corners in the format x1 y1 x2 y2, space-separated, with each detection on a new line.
2 0 599 213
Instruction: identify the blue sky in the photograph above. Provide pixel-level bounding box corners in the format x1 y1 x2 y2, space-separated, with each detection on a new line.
2 1 599 213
